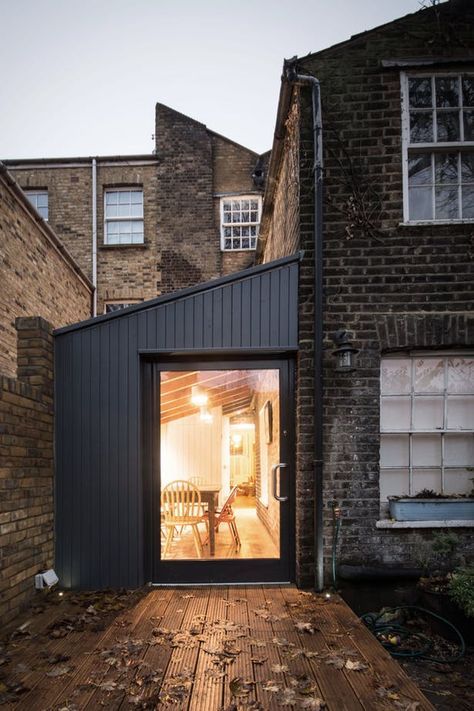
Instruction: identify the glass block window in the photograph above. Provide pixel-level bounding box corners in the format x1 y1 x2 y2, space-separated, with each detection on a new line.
402 74 474 222
220 196 261 250
104 189 144 244
380 353 474 501
24 190 48 220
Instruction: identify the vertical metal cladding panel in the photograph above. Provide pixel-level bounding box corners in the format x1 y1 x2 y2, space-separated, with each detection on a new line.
54 257 299 589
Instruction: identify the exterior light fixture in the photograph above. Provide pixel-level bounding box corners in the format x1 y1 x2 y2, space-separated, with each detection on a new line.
191 385 208 406
332 330 359 372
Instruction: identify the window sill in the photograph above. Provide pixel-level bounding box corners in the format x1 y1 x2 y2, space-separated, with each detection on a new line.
100 243 147 250
376 519 474 529
399 220 474 227
221 248 257 253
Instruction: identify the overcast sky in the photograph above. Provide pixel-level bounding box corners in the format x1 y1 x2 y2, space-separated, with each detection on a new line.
0 0 423 159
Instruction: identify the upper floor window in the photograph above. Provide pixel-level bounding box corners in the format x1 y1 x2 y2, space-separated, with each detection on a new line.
380 352 474 501
104 300 142 313
104 189 143 245
220 196 261 251
401 73 474 222
24 190 48 220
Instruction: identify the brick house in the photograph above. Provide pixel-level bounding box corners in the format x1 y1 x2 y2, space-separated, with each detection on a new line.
4 103 266 315
258 0 474 586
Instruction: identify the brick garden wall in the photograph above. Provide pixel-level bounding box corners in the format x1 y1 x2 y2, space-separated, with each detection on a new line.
261 2 474 585
0 318 55 624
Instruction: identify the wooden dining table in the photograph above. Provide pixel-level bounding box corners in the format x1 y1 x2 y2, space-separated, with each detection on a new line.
198 485 221 556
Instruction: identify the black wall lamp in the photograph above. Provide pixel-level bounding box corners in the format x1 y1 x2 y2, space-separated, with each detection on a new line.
332 330 359 372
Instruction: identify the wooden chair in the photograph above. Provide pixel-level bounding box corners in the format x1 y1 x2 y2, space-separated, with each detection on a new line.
161 480 205 558
202 485 241 551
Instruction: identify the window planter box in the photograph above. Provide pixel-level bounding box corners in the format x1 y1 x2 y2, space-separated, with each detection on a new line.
389 498 474 522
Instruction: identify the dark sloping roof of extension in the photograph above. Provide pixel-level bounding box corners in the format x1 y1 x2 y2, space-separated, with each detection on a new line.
54 252 303 336
257 0 473 260
0 162 93 292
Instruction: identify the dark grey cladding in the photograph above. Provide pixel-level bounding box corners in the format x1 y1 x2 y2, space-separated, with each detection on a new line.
54 255 300 588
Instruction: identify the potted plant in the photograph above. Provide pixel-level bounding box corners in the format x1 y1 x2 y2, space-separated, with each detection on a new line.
415 533 474 642
388 487 474 522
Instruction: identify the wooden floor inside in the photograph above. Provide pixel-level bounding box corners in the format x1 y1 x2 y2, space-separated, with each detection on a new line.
163 496 279 560
1 586 434 710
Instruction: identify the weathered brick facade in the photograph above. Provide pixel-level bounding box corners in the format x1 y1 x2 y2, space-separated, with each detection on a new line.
5 103 265 313
0 166 92 377
259 1 474 585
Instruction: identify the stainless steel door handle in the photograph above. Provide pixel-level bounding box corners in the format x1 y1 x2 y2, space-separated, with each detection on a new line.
272 463 288 502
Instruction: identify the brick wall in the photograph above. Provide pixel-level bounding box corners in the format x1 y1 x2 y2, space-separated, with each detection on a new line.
261 2 474 585
211 133 264 276
0 318 54 624
6 160 159 315
0 167 92 378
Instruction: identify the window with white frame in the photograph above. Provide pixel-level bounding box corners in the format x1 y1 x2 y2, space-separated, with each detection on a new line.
380 353 474 501
220 196 261 250
104 301 142 313
401 73 474 222
104 189 144 244
24 190 48 220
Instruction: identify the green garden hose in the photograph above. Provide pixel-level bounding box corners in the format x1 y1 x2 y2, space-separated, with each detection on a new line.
361 605 465 663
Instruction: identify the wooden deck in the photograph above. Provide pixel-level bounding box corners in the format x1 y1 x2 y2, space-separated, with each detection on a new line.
1 586 434 710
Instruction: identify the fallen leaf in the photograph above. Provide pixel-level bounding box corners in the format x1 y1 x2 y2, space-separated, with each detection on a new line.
301 697 326 709
262 681 280 693
46 664 71 677
271 663 289 674
295 621 316 634
345 659 368 671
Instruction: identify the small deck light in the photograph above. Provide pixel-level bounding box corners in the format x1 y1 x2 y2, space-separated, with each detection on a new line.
332 330 359 372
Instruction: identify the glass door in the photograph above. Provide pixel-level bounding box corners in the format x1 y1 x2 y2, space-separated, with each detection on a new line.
148 359 294 584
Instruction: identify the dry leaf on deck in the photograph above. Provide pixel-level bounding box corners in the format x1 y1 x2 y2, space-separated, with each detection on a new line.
345 659 368 671
271 663 289 674
46 664 71 677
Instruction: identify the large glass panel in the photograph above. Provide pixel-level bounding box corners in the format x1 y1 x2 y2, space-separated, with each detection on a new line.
159 369 280 561
413 396 444 430
414 357 444 392
381 358 411 394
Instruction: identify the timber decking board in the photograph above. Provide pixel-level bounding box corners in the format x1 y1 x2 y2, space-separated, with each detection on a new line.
266 586 363 711
1 586 435 711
